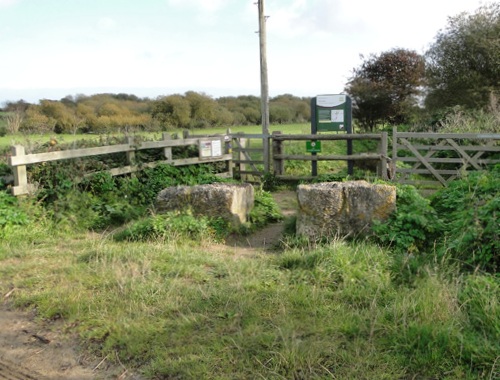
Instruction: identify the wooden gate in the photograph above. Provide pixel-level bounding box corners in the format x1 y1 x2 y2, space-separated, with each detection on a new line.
231 133 268 182
392 127 500 187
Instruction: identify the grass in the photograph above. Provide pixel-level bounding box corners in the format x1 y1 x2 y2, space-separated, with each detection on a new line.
1 221 498 379
0 123 312 149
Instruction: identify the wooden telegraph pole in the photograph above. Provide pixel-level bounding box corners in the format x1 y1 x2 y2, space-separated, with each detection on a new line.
258 0 270 173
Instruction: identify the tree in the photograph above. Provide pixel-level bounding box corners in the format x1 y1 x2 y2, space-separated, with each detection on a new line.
345 48 425 131
21 105 54 133
151 95 191 129
2 100 29 134
39 100 75 133
425 3 500 111
185 91 218 128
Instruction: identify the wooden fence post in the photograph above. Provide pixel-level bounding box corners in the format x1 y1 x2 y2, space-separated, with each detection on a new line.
239 137 247 181
10 145 29 196
378 132 388 180
392 126 399 180
126 136 135 165
272 131 284 176
162 133 172 161
225 128 233 177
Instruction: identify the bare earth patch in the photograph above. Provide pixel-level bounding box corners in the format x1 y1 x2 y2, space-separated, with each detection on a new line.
224 190 297 254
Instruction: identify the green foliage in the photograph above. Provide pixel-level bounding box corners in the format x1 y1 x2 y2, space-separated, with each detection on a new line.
345 48 425 131
425 3 500 111
0 191 29 236
431 166 499 272
127 163 229 206
81 171 116 194
427 99 500 133
151 94 191 129
460 274 500 338
23 148 230 231
31 161 75 202
372 184 443 254
373 166 499 273
261 172 285 192
249 189 283 229
113 211 218 242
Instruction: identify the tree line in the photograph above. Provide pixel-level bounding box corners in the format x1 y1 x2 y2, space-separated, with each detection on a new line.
0 92 311 135
1 3 498 135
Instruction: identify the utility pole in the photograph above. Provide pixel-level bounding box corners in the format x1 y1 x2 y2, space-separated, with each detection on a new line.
258 0 270 173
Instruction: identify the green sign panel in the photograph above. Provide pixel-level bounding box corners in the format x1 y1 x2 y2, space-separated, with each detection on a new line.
313 94 352 132
306 140 321 153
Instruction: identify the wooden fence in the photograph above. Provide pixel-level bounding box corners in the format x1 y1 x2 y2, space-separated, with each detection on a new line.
231 132 389 181
8 133 232 196
392 127 500 187
271 132 389 180
8 128 499 196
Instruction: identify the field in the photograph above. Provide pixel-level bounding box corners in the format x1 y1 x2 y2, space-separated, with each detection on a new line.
0 123 311 148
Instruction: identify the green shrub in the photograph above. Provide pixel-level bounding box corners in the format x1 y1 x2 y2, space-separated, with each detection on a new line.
81 171 116 195
431 165 499 272
372 184 443 254
0 191 29 236
249 189 283 229
113 211 218 242
126 164 230 206
30 161 76 202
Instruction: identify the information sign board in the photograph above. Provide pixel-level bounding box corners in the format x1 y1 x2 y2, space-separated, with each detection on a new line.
312 94 352 133
199 139 223 159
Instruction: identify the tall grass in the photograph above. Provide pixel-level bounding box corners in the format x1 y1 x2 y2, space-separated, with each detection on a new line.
1 224 498 379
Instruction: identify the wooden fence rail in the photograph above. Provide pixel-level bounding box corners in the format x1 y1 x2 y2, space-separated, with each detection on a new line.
271 132 389 180
392 127 500 187
8 133 232 196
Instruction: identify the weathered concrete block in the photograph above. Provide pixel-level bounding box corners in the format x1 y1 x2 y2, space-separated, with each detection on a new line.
155 183 254 226
296 181 396 240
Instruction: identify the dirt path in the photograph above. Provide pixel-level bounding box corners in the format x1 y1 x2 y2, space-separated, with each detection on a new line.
0 303 140 379
224 190 297 253
0 190 298 379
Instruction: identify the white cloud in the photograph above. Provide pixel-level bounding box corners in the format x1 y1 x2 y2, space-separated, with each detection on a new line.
167 0 228 12
0 0 20 8
97 17 117 31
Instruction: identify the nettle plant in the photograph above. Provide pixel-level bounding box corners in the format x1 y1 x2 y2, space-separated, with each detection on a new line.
372 165 499 273
431 165 499 272
0 191 29 236
372 184 443 254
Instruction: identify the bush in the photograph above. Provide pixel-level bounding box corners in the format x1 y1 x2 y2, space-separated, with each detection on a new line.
431 165 499 272
249 189 283 229
113 211 218 242
372 184 443 254
0 191 29 237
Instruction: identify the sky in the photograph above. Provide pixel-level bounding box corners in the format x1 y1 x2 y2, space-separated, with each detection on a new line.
0 0 489 105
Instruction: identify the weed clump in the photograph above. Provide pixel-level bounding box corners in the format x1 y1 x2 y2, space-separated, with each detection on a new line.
372 165 499 273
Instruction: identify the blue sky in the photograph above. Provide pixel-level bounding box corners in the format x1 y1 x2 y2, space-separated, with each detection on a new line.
0 0 489 104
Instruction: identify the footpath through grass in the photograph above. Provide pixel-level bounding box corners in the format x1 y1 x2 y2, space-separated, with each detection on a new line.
1 224 498 379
